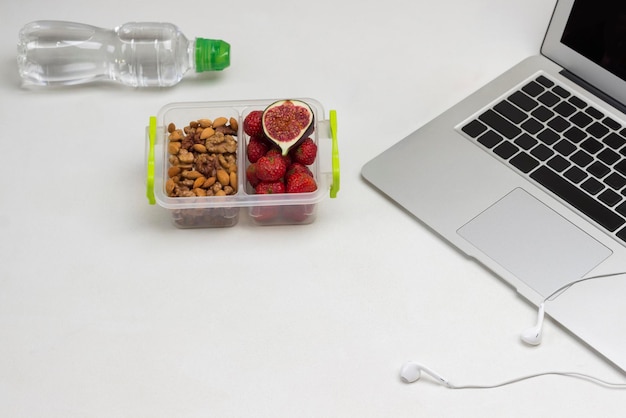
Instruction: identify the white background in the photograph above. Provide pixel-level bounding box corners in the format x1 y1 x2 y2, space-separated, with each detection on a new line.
1 0 625 416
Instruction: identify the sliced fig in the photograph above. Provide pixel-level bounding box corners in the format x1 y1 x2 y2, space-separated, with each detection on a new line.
262 99 315 155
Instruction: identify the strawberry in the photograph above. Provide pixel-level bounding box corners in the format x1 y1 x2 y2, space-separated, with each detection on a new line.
290 137 317 165
247 136 269 163
246 163 260 187
285 163 313 180
256 154 288 182
286 172 317 193
255 181 285 194
243 110 264 138
265 147 292 166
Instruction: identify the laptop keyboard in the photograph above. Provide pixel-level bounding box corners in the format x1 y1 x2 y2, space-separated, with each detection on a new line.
460 74 626 245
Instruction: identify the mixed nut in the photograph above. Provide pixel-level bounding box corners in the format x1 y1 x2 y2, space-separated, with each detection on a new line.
166 117 239 198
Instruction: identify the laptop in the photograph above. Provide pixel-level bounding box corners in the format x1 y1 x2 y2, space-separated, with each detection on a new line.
361 0 626 373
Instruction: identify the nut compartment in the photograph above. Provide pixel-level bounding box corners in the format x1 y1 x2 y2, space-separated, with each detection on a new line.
146 98 339 228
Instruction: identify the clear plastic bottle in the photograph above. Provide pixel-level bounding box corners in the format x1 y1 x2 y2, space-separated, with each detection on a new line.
17 21 230 87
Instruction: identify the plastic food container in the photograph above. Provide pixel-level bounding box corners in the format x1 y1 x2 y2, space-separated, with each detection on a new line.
146 98 340 228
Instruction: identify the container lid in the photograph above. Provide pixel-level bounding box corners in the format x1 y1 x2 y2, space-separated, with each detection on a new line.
195 38 230 72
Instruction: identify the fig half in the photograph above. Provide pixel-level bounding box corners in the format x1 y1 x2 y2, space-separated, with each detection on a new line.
262 99 315 155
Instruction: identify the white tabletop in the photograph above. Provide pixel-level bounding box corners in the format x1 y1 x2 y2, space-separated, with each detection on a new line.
2 0 625 416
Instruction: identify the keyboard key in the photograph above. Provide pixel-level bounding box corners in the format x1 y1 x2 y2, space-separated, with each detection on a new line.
571 111 593 128
462 120 488 138
605 172 626 190
597 149 620 165
479 110 521 139
537 128 560 145
580 137 603 154
615 160 626 176
531 106 554 122
599 189 622 206
554 139 577 156
571 150 594 167
522 81 545 97
538 91 560 107
603 132 626 149
477 130 503 148
586 122 610 138
521 118 543 135
587 161 611 178
581 178 605 194
510 152 540 173
548 115 571 132
585 107 604 119
552 85 570 98
494 100 528 124
508 91 538 112
554 101 577 117
564 166 588 183
568 96 587 109
563 126 587 143
603 117 621 130
530 166 626 232
536 75 554 88
494 141 519 159
514 133 538 150
617 202 626 217
531 144 554 161
547 155 571 172
617 226 626 243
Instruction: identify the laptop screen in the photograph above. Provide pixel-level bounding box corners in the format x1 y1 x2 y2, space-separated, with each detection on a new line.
543 0 626 107
561 0 626 82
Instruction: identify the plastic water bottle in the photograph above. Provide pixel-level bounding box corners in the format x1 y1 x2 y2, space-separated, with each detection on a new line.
17 21 230 87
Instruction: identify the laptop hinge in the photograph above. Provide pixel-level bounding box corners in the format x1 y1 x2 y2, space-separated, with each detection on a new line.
560 69 626 116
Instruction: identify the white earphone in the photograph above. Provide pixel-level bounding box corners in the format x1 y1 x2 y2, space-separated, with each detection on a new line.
401 272 626 390
520 271 626 346
520 302 545 345
400 362 452 387
399 360 626 389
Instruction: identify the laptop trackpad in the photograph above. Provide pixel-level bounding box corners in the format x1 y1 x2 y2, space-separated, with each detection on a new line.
457 188 612 297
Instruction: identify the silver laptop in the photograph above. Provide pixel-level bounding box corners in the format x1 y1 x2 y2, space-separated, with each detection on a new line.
362 0 626 373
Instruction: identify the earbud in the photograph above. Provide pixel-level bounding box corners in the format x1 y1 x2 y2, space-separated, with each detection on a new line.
400 361 452 387
521 302 545 345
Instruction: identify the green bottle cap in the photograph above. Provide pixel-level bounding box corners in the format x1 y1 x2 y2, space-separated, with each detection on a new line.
195 38 230 72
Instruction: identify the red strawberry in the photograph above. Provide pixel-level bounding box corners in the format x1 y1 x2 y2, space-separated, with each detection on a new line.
243 110 264 137
285 163 313 180
246 163 260 187
247 136 269 163
286 172 317 193
256 154 288 182
255 181 285 194
265 147 292 166
290 138 317 165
